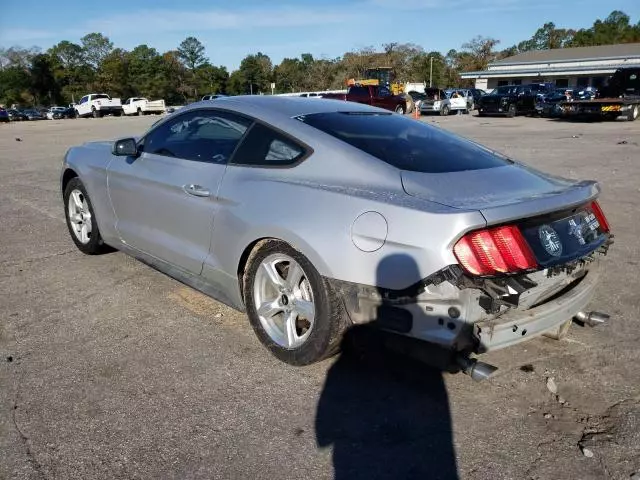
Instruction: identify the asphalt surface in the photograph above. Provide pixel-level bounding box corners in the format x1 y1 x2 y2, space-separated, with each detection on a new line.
1 112 639 480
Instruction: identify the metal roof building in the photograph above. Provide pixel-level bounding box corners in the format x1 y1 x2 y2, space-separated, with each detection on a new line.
461 43 640 91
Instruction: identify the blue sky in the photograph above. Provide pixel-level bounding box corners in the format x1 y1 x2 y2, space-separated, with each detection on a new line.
1 0 638 70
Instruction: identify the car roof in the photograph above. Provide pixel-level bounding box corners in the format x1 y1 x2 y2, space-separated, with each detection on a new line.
182 95 388 119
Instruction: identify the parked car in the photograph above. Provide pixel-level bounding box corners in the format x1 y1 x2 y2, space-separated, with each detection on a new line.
0 108 8 123
478 84 547 117
7 109 28 121
122 97 166 116
419 88 467 115
536 89 572 118
60 96 612 378
47 106 68 119
322 85 406 114
21 109 45 120
407 90 427 109
62 106 77 119
75 93 123 118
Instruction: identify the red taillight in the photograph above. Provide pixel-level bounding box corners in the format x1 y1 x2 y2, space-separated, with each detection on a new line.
454 225 538 276
590 200 610 233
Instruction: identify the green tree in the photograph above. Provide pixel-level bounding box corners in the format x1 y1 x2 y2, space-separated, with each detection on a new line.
29 54 59 104
81 33 113 69
177 37 207 71
128 44 164 97
235 52 273 94
195 64 229 95
0 66 31 105
274 57 304 92
96 48 131 98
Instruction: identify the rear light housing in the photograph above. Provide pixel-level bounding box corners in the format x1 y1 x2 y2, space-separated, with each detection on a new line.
454 225 538 276
590 200 610 233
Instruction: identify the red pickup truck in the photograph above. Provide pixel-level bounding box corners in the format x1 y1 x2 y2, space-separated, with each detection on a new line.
323 85 407 113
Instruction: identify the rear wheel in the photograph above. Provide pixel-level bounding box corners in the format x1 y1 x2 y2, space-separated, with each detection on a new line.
243 239 347 365
628 104 639 122
137 108 143 116
92 107 101 118
440 105 450 116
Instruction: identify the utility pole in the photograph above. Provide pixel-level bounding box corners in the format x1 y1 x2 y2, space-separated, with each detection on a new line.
429 57 433 88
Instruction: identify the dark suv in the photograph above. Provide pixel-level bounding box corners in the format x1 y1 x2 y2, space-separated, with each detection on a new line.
478 83 553 117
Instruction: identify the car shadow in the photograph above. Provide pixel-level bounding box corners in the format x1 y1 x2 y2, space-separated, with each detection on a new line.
315 254 459 480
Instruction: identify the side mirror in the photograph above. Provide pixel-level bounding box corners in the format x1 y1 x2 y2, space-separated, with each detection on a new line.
112 138 138 156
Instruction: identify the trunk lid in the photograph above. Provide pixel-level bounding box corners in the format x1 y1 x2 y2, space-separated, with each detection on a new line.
401 165 606 267
400 165 600 224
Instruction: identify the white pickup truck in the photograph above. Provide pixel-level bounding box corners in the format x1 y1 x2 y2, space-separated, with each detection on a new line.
122 97 166 116
75 94 123 118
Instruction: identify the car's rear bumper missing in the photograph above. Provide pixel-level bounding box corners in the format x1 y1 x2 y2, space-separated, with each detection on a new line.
473 268 599 352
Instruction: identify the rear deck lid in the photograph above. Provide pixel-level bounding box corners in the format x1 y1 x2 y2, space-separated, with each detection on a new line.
401 164 600 224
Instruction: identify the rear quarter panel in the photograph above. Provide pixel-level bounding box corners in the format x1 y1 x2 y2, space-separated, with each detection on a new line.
211 165 486 291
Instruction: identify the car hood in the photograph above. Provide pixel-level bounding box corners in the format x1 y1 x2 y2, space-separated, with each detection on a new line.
401 165 600 224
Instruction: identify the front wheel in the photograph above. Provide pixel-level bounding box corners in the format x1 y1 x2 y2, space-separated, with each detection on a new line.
628 104 639 122
63 178 108 254
440 105 450 116
243 240 347 365
395 104 405 115
507 104 517 118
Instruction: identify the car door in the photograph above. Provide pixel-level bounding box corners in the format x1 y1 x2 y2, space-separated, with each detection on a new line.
449 91 467 110
372 86 391 109
107 108 252 274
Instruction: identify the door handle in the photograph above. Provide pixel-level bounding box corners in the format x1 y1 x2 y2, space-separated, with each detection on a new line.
182 184 211 197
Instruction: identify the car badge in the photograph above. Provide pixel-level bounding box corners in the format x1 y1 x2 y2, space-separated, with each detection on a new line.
538 225 563 257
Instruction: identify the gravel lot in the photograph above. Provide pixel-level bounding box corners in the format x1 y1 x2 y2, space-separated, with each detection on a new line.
1 113 639 480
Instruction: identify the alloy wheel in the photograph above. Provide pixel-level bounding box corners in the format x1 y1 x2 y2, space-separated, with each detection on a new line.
253 253 315 349
67 189 92 244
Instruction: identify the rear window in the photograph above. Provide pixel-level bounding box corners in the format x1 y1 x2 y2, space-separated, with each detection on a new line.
297 112 512 173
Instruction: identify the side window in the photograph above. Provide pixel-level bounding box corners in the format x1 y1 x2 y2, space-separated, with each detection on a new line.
378 86 391 97
79 96 88 104
142 110 252 163
231 123 306 167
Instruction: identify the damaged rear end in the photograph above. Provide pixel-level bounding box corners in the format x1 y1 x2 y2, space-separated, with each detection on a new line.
334 162 613 379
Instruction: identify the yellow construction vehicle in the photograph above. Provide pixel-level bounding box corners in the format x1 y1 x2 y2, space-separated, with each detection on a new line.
346 67 405 96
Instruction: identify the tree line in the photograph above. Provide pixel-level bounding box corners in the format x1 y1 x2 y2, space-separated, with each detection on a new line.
0 10 638 107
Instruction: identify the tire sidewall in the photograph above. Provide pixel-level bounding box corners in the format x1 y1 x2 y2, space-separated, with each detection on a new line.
243 240 337 365
63 178 104 254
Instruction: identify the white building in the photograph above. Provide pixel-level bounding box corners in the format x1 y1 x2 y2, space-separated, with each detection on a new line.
461 43 640 91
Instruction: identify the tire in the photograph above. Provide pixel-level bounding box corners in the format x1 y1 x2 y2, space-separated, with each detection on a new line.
74 110 80 119
63 178 109 255
507 104 516 118
243 239 347 365
113 110 122 117
628 104 639 122
440 105 450 116
137 108 142 116
92 107 101 118
395 104 405 115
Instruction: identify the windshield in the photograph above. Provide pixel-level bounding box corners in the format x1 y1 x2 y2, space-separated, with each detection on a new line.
93 94 110 100
297 112 511 173
492 86 518 95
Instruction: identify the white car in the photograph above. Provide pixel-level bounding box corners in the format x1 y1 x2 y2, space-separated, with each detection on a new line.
122 97 166 116
75 94 123 118
46 106 67 119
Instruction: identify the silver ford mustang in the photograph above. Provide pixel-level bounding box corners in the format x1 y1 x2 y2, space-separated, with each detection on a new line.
61 96 612 378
